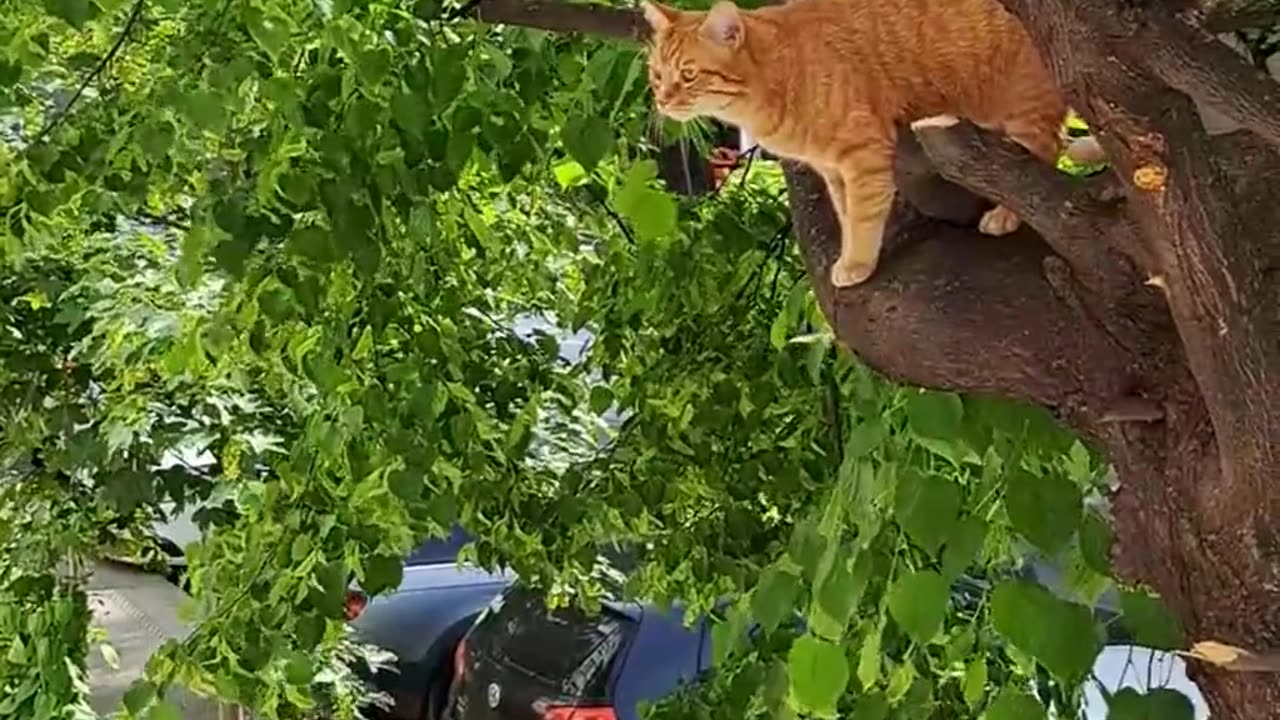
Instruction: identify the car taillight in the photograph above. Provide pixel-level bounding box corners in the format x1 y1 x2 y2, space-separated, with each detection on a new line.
540 706 618 720
343 589 368 620
453 638 467 679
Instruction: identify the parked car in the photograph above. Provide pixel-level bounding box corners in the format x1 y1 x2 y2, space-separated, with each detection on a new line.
445 584 712 720
441 560 1207 720
349 526 516 720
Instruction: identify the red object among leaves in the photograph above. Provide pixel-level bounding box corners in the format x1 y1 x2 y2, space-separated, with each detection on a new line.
540 707 618 720
343 589 368 620
708 146 741 188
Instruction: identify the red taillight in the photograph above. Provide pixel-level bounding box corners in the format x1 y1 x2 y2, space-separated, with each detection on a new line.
540 706 618 720
453 638 467 679
343 589 368 620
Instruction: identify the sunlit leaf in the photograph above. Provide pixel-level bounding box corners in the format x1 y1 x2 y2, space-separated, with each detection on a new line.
788 634 848 718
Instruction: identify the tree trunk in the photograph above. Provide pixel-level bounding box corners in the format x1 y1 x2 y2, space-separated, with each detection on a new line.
464 0 1280 716
783 1 1280 713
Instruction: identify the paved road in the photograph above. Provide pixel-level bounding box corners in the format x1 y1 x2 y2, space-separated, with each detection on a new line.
86 560 232 720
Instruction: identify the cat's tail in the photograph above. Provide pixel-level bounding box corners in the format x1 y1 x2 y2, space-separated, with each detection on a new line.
1063 135 1105 165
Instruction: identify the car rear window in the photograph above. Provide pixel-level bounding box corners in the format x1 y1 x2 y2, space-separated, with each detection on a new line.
404 525 472 566
478 586 636 700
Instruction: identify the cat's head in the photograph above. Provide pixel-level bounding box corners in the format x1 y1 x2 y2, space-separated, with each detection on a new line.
641 1 751 122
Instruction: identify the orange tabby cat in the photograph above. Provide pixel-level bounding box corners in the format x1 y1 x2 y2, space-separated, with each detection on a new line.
641 0 1087 287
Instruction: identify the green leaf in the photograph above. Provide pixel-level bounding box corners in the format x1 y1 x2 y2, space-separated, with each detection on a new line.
246 7 291 60
362 553 404 595
907 390 964 440
986 687 1046 720
990 579 1101 683
751 566 800 635
810 552 870 640
1107 688 1195 720
432 55 467 107
312 561 348 617
885 661 915 703
893 469 960 556
843 418 885 461
1118 587 1183 650
887 570 948 644
357 48 392 87
562 114 613 170
123 680 156 714
614 160 677 243
1080 508 1113 575
290 534 312 562
44 0 91 27
1005 468 1082 554
0 59 22 87
389 470 424 502
851 692 888 720
962 657 987 708
711 600 749 664
283 651 313 685
147 700 183 720
393 90 430 138
182 88 228 132
856 621 881 690
941 515 987 579
787 519 828 583
787 634 848 718
137 120 176 162
446 130 476 171
589 385 614 414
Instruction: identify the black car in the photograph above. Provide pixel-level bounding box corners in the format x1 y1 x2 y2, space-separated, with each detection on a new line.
444 584 711 720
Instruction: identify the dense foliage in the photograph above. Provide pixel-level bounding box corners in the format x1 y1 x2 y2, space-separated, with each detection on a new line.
0 1 1194 718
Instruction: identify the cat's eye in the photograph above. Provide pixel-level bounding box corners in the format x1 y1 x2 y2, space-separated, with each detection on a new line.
679 67 698 82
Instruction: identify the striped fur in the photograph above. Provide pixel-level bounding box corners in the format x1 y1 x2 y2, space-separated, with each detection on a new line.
642 0 1088 287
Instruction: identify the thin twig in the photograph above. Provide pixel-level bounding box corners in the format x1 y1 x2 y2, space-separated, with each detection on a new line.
585 185 637 245
32 0 146 147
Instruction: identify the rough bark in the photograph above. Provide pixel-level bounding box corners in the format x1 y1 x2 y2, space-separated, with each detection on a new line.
466 0 1280 716
791 0 1280 714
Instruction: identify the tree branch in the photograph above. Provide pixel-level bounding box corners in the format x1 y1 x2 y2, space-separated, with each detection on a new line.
1143 12 1280 149
470 0 645 41
32 0 145 146
908 117 1147 290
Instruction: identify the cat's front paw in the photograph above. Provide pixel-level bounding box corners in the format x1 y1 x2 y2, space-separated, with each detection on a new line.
978 205 1021 236
830 258 876 288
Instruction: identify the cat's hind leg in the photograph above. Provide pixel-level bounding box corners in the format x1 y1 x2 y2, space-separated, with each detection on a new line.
908 115 1024 235
818 168 848 233
980 116 1065 237
829 135 896 288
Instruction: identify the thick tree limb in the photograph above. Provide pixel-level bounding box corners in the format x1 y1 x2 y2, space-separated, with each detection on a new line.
785 154 1145 423
1141 12 1280 149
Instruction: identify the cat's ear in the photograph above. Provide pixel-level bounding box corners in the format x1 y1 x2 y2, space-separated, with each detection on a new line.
700 1 744 48
641 1 678 32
